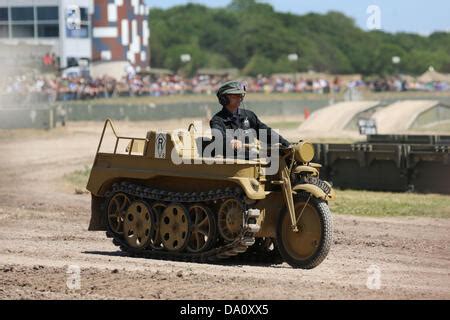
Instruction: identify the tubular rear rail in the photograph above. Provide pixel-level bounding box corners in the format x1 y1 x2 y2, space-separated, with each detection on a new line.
96 118 147 156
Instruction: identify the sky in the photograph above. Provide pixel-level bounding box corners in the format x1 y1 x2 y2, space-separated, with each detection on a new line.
144 0 450 35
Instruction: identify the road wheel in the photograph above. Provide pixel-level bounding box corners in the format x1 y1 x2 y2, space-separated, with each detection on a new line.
106 193 131 235
149 202 166 250
159 204 191 252
187 204 217 253
123 201 155 250
276 195 332 269
217 199 243 242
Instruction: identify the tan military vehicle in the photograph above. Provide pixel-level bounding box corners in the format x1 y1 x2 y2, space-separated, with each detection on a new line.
87 119 335 269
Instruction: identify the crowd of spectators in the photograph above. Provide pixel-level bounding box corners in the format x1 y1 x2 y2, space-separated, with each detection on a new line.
366 77 449 92
1 71 449 103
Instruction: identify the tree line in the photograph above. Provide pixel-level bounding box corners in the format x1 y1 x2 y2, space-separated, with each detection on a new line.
149 0 450 77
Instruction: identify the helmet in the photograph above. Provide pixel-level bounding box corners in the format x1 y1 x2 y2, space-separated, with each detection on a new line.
217 81 246 106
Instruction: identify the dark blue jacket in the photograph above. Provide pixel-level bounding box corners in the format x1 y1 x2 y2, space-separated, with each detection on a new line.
209 107 291 154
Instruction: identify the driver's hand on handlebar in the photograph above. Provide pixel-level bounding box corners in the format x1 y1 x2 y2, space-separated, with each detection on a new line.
230 139 243 150
272 142 292 150
271 143 283 148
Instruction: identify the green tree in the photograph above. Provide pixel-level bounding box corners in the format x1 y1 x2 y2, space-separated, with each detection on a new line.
148 2 450 76
242 54 274 76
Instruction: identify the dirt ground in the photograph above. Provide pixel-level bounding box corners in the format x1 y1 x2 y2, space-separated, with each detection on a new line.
0 120 449 300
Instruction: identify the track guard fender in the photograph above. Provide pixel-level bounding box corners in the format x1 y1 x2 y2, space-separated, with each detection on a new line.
292 183 336 201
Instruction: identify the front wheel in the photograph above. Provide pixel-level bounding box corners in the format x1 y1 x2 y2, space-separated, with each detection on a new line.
276 195 333 269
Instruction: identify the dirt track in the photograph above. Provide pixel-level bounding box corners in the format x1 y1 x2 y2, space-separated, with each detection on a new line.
0 121 449 300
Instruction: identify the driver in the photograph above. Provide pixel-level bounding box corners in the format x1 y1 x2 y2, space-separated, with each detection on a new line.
210 81 290 157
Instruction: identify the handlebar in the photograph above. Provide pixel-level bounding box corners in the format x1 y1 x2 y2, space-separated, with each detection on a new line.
243 142 293 151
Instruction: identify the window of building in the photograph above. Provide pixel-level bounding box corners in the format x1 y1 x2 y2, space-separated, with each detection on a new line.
0 7 7 38
10 7 35 38
80 8 88 22
38 24 59 37
11 7 34 21
0 7 8 21
37 6 59 21
36 6 59 38
0 25 8 38
67 57 79 67
11 24 35 38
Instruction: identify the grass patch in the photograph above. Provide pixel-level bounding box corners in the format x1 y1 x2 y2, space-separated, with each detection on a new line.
330 189 450 218
64 165 91 191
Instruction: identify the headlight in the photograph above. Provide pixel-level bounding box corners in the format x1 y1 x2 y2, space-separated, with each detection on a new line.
294 142 315 163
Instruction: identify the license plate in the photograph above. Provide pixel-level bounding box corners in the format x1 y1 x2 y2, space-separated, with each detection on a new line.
305 177 331 195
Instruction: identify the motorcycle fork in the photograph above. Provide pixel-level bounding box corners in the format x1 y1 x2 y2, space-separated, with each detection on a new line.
279 160 299 232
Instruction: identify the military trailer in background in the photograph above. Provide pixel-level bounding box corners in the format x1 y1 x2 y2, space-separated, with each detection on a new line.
315 134 450 194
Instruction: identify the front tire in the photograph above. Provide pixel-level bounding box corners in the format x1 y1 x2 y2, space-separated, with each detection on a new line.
276 195 333 269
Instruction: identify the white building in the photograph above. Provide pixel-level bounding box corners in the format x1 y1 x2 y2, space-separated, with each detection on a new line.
0 0 149 70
